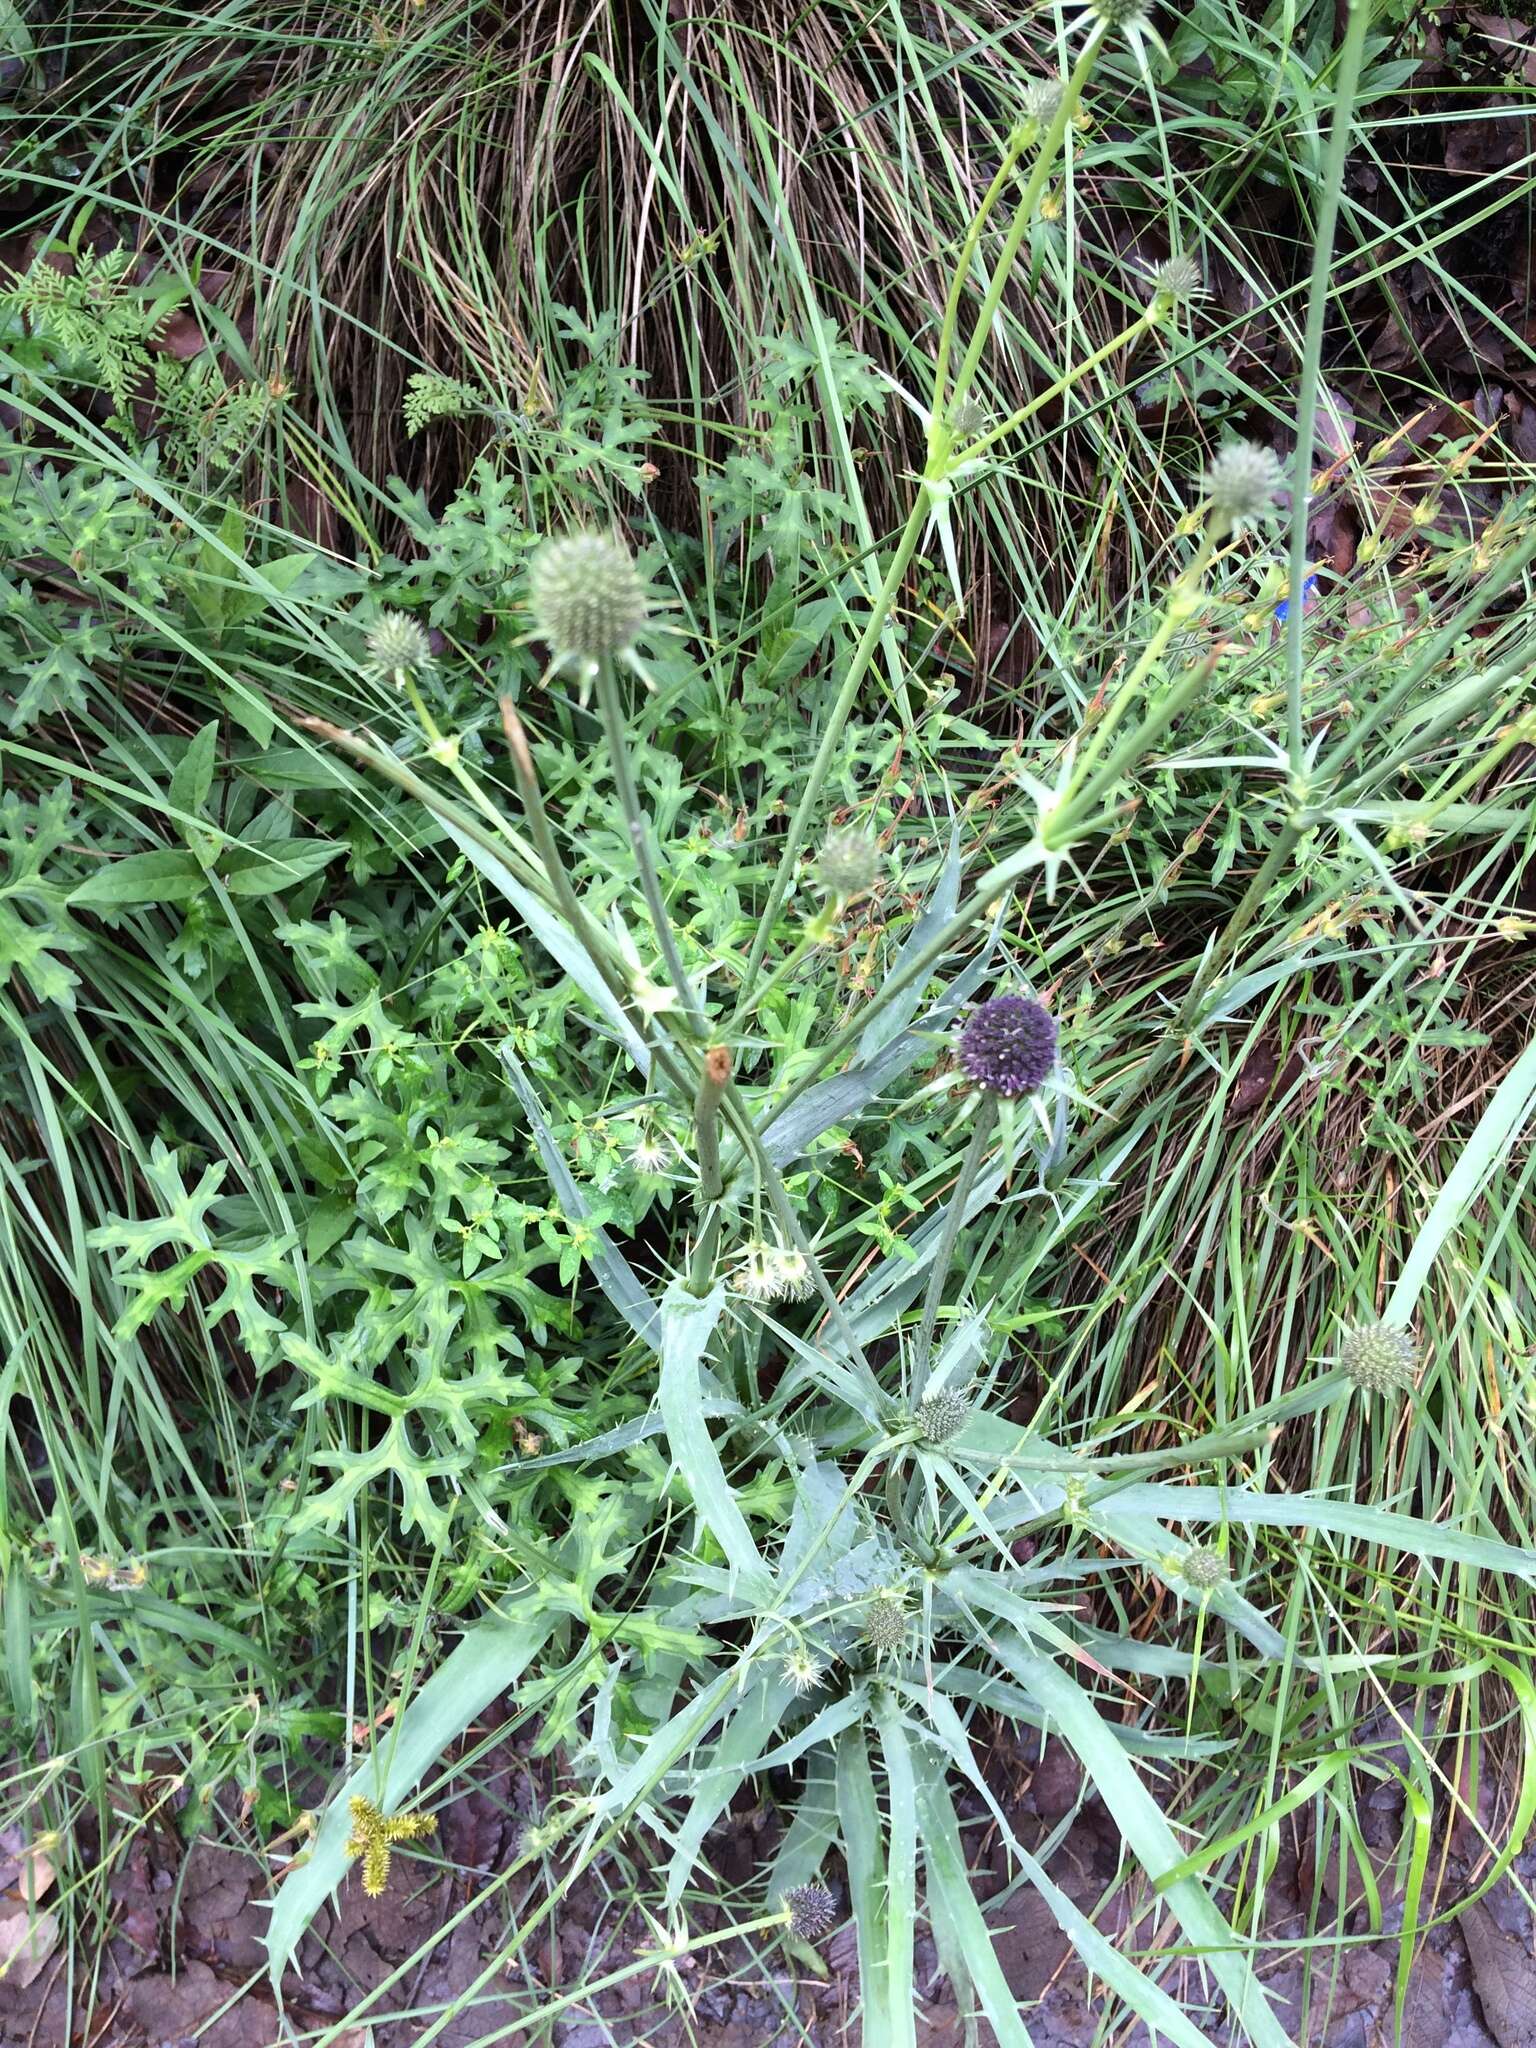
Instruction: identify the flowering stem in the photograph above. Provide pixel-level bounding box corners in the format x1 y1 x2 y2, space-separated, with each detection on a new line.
594 656 709 1040
949 309 1157 469
1047 637 1221 848
942 26 1111 415
496 698 695 1095
910 1093 998 1402
687 1046 731 1293
1284 0 1373 776
735 496 931 1011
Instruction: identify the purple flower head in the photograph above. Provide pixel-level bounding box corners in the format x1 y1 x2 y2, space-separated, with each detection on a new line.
959 995 1057 1098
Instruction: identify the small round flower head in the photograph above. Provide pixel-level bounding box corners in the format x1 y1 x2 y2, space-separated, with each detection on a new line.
526 532 649 671
1088 0 1149 31
365 610 434 685
1182 1546 1228 1591
959 994 1058 1098
734 1241 783 1302
784 1881 837 1940
1019 77 1065 129
1200 441 1286 536
772 1248 816 1301
862 1595 909 1655
732 1241 813 1305
1339 1320 1418 1397
630 1132 671 1175
915 1384 972 1445
783 1647 826 1696
1149 253 1203 306
949 395 989 441
815 827 882 901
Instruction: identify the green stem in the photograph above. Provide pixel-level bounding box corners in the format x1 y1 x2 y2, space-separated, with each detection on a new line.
1284 0 1373 773
910 1093 998 1402
687 1046 732 1293
1047 638 1220 851
594 656 708 1039
951 310 1156 468
735 496 931 1010
946 27 1111 410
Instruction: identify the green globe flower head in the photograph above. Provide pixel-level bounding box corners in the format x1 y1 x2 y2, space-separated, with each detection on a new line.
527 532 649 673
1088 0 1149 31
915 1384 972 1445
1020 77 1065 127
949 395 990 441
365 610 435 686
1149 253 1203 307
1339 1320 1418 1397
815 827 883 900
1200 441 1286 536
1182 1546 1228 1591
862 1595 909 1655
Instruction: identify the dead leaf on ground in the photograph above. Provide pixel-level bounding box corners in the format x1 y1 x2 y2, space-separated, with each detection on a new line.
0 1899 60 1990
1463 1898 1536 2048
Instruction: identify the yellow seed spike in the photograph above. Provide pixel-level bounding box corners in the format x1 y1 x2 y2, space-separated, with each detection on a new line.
361 1835 391 1898
382 1810 435 1843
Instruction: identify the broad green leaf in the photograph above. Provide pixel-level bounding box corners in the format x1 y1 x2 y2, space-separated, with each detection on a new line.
664 1676 787 1906
992 1635 1293 2048
857 822 963 1060
71 850 207 907
835 1729 892 2042
1096 1484 1536 1579
169 720 218 817
658 1283 767 1591
913 1769 1036 2047
221 838 345 897
872 1696 918 2048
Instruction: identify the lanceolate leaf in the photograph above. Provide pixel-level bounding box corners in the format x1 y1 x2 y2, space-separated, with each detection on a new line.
658 1283 768 1591
991 1634 1293 2048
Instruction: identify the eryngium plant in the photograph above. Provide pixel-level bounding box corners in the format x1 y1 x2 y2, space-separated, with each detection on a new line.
271 13 1536 2031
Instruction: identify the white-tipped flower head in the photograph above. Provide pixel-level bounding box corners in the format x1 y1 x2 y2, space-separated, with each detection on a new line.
1201 441 1286 535
1020 77 1065 129
815 827 883 901
365 610 435 685
915 1384 972 1445
772 1248 816 1301
1149 253 1203 307
862 1594 909 1656
782 1647 825 1696
629 1131 671 1175
1339 1320 1418 1397
527 532 649 672
1182 1546 1228 1591
1088 0 1150 31
784 1881 837 1940
733 1240 814 1305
